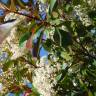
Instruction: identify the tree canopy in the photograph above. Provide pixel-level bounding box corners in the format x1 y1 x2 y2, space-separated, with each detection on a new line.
0 0 96 96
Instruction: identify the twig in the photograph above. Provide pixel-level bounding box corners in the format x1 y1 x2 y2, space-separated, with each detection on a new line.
0 2 57 27
20 57 44 68
73 38 96 60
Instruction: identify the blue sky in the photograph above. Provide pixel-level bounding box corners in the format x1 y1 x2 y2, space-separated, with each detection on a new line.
40 46 48 57
0 0 29 4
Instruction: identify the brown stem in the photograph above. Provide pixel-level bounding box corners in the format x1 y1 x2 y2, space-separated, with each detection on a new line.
19 57 44 68
6 9 40 21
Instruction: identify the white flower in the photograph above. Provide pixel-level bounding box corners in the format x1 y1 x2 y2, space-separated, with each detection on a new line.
0 83 3 91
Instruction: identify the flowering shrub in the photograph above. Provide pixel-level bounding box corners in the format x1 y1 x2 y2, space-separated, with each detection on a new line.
0 0 96 96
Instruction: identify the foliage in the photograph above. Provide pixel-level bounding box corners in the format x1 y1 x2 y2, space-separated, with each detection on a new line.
0 0 96 96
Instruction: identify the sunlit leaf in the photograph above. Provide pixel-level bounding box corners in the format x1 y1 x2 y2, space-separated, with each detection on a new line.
17 0 26 8
88 90 93 96
3 60 14 71
19 32 31 47
50 0 56 12
32 85 40 96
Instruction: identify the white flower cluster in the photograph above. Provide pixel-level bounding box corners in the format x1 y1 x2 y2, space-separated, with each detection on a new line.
33 56 60 96
2 13 27 60
73 5 92 26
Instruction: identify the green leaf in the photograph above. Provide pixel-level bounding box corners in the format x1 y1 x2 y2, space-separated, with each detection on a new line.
36 31 43 59
20 68 28 76
14 68 22 82
75 22 87 37
50 0 57 12
88 10 96 20
86 69 96 78
93 60 96 66
53 28 61 46
63 21 73 32
32 25 44 40
43 39 53 52
32 85 40 96
54 29 72 48
56 73 62 81
72 0 83 5
64 4 73 13
61 31 72 48
79 78 87 90
19 32 31 47
17 0 26 8
3 60 14 71
88 90 93 96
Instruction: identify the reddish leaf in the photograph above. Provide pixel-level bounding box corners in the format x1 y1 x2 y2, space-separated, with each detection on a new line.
32 28 35 34
26 28 36 49
24 89 32 96
26 35 33 49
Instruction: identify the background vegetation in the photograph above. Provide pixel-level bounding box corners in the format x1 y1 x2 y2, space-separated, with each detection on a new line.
0 0 96 96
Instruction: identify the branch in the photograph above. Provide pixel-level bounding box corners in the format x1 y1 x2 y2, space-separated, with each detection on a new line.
19 57 44 68
73 38 96 60
0 2 53 26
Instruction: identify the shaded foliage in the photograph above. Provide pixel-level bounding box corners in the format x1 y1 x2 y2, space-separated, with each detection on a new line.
0 0 96 96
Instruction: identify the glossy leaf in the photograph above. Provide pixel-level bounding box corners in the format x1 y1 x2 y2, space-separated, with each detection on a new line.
17 0 26 8
88 10 96 20
54 29 73 48
43 39 53 52
88 90 93 96
50 0 56 12
19 32 31 47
